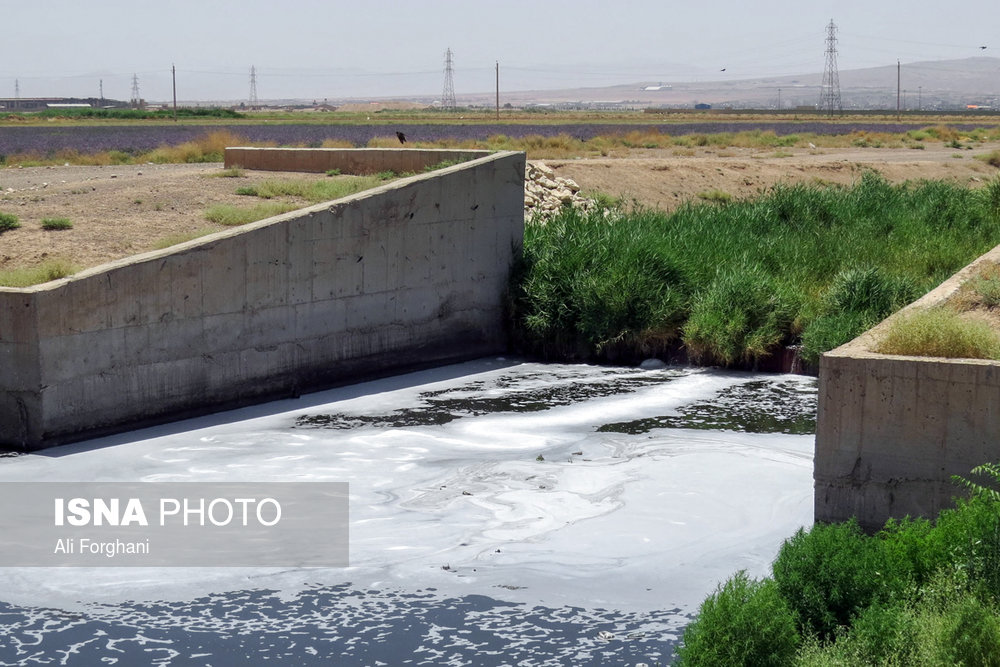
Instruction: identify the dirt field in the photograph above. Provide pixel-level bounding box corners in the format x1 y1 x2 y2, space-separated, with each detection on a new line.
1 143 999 276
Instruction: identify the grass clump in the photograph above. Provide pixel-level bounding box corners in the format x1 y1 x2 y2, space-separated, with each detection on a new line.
873 307 1000 359
207 167 246 178
977 149 1000 168
232 176 383 203
0 212 20 232
150 229 217 250
204 202 299 226
41 217 73 230
0 259 77 287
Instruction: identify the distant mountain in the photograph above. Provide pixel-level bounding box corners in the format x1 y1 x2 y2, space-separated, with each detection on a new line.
456 57 1000 110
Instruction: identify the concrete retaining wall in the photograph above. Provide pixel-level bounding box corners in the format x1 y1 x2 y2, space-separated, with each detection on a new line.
0 149 525 451
816 243 1000 530
225 147 490 175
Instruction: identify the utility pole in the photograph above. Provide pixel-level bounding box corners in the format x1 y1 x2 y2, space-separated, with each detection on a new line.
918 86 922 111
495 61 500 121
819 19 842 115
99 79 104 106
131 74 141 109
896 60 900 120
441 48 456 109
777 88 781 111
172 64 177 121
14 79 19 110
249 65 259 111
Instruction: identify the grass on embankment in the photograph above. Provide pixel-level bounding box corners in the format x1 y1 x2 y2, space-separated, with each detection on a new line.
509 173 1000 367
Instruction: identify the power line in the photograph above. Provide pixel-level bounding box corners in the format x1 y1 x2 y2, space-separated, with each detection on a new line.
819 19 843 115
441 48 456 108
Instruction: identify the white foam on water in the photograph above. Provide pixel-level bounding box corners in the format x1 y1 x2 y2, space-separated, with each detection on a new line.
0 359 814 615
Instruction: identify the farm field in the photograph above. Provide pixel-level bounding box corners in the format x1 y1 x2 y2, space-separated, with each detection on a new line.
2 140 999 277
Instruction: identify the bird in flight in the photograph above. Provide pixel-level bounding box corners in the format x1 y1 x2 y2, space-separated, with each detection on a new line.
720 68 726 72
981 45 988 50
396 131 406 144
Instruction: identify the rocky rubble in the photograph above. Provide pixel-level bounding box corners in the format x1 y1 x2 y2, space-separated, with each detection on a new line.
524 161 592 220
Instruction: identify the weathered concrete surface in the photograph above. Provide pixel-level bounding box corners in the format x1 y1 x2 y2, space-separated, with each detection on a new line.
225 147 490 175
0 150 525 451
816 243 1000 530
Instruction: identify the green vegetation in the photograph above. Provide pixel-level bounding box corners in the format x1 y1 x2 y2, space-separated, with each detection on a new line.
41 217 73 230
510 173 1000 366
0 211 19 232
676 465 1000 665
208 167 246 178
0 259 76 287
204 202 299 226
230 176 384 203
150 229 217 250
874 307 1000 359
977 149 1000 168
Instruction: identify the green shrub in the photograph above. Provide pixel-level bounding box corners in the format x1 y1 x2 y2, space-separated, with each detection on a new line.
0 211 20 232
676 571 799 666
235 185 259 196
874 307 1000 359
772 519 907 639
916 593 1000 666
683 268 794 366
976 149 1000 168
41 217 73 230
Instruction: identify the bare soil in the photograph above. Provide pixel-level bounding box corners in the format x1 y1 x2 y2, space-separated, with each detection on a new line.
1 144 999 276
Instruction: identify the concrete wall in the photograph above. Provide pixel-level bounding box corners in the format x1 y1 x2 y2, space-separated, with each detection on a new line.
815 243 1000 530
225 147 490 175
0 149 525 451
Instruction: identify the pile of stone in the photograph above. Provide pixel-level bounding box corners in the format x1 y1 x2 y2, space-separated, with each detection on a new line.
524 161 592 221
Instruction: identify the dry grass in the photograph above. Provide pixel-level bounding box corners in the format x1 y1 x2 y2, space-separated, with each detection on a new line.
0 259 77 287
874 307 1000 359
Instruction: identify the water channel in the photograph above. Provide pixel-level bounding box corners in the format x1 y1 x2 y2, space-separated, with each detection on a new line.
0 359 816 665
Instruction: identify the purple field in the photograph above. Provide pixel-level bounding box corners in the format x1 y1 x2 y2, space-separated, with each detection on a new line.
0 122 994 156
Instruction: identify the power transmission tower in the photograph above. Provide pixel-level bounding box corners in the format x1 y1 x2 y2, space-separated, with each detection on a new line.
441 48 456 109
819 19 842 115
130 74 141 109
249 65 259 110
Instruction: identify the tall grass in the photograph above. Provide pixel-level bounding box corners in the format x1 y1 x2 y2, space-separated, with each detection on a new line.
511 173 1000 365
204 202 299 226
874 307 1000 359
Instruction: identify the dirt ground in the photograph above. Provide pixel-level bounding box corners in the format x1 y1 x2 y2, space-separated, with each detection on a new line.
1 143 999 275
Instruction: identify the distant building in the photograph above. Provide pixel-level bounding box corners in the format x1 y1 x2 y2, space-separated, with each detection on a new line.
0 97 128 111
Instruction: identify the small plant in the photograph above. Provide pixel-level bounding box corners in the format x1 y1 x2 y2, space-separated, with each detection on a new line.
151 228 216 250
0 211 20 232
696 189 732 203
219 167 245 178
873 307 1000 359
235 185 259 196
976 150 1000 168
41 217 73 230
325 168 341 176
376 170 397 181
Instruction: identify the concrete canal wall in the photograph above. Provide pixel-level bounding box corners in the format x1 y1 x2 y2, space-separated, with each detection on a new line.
815 243 1000 530
0 149 525 451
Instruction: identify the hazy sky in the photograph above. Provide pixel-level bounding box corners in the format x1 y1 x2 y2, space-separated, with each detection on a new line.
3 0 997 102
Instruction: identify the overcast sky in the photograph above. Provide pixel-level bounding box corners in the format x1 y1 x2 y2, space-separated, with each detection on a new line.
3 0 997 102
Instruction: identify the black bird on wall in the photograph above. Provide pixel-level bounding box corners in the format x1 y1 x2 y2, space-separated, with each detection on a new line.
396 131 406 144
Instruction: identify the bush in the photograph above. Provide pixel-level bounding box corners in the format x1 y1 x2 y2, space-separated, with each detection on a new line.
874 307 1000 359
41 217 73 230
676 571 799 666
772 519 907 639
683 268 795 366
0 211 20 232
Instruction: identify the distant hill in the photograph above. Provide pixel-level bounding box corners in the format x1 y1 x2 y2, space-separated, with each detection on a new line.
457 57 1000 110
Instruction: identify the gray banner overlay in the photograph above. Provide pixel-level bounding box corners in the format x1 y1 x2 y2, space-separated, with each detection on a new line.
0 482 349 567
